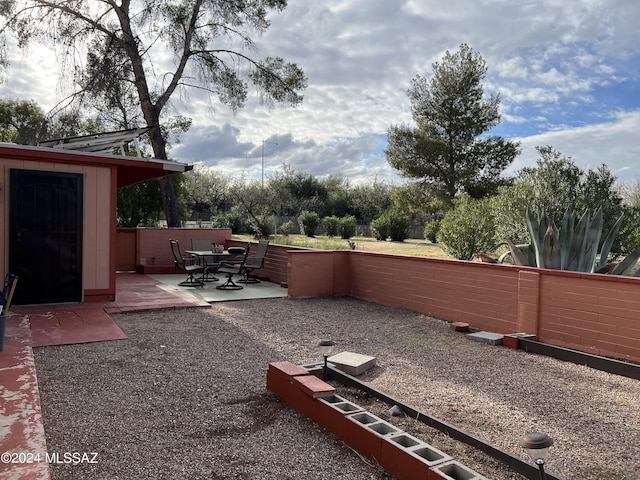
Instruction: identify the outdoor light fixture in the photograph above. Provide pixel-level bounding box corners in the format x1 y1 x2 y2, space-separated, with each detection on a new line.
520 431 553 480
318 338 335 381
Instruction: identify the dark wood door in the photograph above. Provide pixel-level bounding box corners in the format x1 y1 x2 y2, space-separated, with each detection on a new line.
9 169 83 304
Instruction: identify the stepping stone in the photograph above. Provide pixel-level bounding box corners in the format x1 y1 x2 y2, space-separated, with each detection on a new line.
466 331 503 346
328 351 376 376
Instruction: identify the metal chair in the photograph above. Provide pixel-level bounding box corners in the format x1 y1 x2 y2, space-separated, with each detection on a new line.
238 240 269 284
170 239 204 287
215 243 251 290
191 238 219 281
0 273 18 314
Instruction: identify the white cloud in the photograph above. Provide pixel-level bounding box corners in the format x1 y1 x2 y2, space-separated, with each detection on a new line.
511 109 640 181
1 0 639 187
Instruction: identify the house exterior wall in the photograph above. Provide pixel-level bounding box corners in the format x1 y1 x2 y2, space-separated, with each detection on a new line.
1 158 114 301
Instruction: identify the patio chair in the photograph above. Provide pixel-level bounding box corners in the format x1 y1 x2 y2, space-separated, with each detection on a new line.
191 238 219 282
238 240 269 284
170 239 204 287
0 273 18 315
215 243 251 290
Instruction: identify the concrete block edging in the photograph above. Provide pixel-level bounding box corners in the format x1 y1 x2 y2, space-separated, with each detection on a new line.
266 361 487 480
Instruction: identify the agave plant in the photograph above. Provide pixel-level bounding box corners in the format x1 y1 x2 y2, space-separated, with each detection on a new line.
506 207 640 275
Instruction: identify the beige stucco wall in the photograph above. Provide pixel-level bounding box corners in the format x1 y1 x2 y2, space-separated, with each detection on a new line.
1 159 113 296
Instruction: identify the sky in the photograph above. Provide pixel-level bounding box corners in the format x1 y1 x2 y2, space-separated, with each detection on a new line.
1 0 640 187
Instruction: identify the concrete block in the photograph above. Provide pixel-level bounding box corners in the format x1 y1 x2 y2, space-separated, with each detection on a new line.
342 412 400 463
381 433 452 479
328 351 376 376
466 331 503 346
431 460 489 480
314 395 365 438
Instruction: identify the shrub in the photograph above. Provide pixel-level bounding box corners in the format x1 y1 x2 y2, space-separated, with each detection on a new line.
248 215 275 238
370 209 410 242
370 215 390 240
423 220 441 243
298 210 320 237
279 220 295 236
210 213 243 233
339 216 357 239
387 209 410 241
322 215 340 237
438 196 496 261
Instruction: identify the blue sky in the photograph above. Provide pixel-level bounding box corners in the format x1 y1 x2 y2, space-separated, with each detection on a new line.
1 0 639 186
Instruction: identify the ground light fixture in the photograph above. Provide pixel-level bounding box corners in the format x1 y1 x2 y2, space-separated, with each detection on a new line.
520 432 553 480
318 338 335 381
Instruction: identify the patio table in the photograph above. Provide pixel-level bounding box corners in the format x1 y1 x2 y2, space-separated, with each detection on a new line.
184 250 241 282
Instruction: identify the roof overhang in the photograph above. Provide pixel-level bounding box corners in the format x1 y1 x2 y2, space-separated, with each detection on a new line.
0 143 192 187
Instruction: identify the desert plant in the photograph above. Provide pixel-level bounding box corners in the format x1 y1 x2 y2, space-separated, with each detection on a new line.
370 215 390 240
371 209 410 242
322 215 340 237
298 210 320 237
279 220 295 236
507 207 640 275
210 212 244 233
339 216 357 239
423 220 441 243
438 196 496 261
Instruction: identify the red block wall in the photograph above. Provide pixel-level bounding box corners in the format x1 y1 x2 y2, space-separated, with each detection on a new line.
287 249 640 364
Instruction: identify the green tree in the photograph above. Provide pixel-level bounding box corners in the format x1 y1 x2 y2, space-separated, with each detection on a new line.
516 146 583 223
181 162 230 221
386 43 520 211
617 179 640 254
230 179 275 237
491 146 625 252
348 179 393 223
489 183 534 245
269 166 327 217
1 1 308 227
117 181 164 227
0 99 45 144
42 109 105 140
438 195 497 261
322 175 351 218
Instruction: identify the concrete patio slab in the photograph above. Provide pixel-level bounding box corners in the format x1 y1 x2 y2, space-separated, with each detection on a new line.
149 274 288 303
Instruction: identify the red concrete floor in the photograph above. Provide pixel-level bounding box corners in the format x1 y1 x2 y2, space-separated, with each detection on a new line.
0 273 211 480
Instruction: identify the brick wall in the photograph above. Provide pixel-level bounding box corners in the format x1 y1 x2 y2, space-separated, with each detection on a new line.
121 230 640 364
288 250 640 364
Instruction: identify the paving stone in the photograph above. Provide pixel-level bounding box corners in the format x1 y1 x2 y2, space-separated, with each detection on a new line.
466 331 504 346
328 351 376 376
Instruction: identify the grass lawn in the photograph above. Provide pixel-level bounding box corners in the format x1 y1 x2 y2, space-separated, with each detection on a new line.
232 234 451 259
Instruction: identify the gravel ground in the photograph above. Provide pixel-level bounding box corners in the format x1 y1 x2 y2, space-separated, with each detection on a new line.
34 297 640 480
